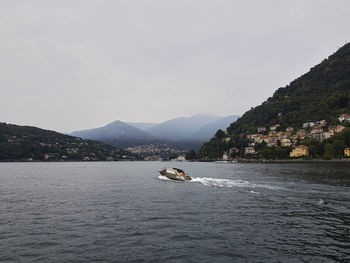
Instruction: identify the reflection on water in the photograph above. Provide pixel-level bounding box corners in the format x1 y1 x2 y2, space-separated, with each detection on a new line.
0 161 349 262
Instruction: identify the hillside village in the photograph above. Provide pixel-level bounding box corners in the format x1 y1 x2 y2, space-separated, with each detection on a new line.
126 143 187 160
221 114 350 160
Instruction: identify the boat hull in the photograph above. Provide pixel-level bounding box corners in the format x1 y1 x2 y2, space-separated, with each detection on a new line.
159 168 192 181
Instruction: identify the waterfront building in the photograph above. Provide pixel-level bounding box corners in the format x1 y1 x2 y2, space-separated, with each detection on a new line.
244 147 256 155
290 145 309 157
345 148 350 157
222 152 229 160
177 155 186 161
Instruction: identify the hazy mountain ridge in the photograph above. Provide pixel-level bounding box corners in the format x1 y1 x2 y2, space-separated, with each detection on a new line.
71 121 156 141
71 114 240 151
145 114 225 141
191 115 239 141
126 122 158 131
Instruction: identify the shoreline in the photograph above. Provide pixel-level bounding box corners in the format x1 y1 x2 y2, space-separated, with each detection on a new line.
0 158 350 163
236 158 350 163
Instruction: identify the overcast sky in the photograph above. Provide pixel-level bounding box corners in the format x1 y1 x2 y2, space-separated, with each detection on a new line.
1 0 349 132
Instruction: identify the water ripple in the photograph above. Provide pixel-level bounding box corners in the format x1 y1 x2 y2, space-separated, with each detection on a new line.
0 162 349 262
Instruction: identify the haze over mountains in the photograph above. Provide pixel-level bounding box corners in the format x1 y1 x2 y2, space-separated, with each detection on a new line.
71 121 157 149
71 114 239 150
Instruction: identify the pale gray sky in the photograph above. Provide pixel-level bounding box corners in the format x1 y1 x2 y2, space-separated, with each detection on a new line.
1 0 349 132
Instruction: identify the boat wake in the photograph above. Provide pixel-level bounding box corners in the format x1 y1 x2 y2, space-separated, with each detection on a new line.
158 175 282 191
191 177 261 188
190 177 247 187
190 177 283 190
158 175 171 181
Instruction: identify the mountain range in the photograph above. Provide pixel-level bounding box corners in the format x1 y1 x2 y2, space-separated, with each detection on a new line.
71 114 239 150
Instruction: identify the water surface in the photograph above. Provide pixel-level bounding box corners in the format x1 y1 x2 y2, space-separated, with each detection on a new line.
0 162 349 262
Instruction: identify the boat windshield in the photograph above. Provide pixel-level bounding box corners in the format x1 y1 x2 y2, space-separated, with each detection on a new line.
173 168 185 173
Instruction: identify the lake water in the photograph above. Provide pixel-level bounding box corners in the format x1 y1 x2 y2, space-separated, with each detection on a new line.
0 161 349 262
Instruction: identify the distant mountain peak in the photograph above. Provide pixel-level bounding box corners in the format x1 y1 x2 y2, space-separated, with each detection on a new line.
71 120 157 148
105 120 130 127
71 114 240 150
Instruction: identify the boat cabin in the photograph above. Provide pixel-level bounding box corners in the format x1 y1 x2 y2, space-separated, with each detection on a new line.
173 168 185 175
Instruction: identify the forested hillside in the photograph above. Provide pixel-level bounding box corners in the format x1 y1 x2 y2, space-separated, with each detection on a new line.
198 43 350 159
0 123 138 161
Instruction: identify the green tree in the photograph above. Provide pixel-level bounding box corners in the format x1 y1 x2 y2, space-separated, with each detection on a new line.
342 127 350 146
168 154 178 160
215 129 226 139
259 147 289 159
332 140 345 157
308 145 318 157
323 143 335 159
185 149 198 160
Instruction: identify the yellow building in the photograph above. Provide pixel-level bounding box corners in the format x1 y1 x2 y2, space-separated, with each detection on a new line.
345 148 350 157
290 145 309 157
244 147 256 155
